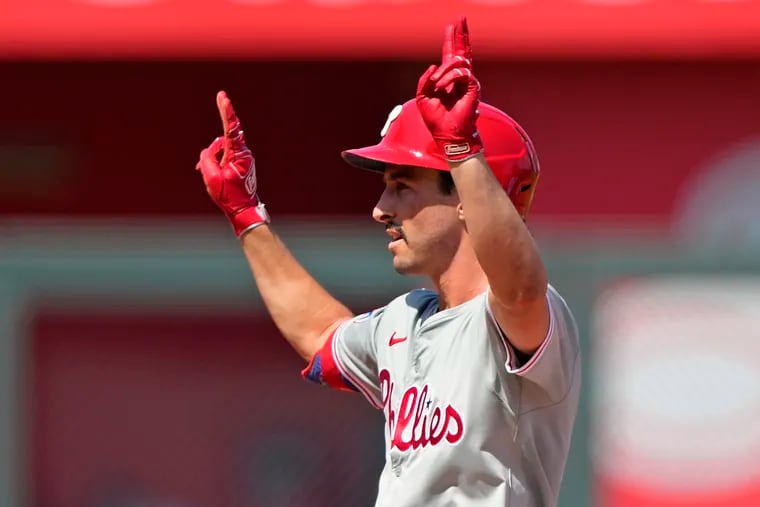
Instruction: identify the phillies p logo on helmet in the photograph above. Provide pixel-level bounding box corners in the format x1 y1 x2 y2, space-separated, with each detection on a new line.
380 105 404 138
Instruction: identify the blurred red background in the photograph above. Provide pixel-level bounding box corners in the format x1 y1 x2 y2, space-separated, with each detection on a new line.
3 4 760 506
2 60 758 225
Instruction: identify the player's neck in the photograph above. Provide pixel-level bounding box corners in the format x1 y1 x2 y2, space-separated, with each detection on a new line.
431 241 488 310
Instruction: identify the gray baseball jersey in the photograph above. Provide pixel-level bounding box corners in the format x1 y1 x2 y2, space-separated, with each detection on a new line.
303 285 580 507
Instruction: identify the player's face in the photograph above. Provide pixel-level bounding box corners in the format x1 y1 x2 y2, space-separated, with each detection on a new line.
372 165 462 277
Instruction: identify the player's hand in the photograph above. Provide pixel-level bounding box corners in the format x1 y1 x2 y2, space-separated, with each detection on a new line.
196 91 269 237
416 17 482 162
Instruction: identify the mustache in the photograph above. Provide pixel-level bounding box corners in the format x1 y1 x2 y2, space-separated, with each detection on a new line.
385 222 406 238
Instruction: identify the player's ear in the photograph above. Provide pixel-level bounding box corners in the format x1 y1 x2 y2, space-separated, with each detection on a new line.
456 203 466 222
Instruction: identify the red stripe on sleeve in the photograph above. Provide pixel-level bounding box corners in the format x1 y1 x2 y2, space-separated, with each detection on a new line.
301 329 356 393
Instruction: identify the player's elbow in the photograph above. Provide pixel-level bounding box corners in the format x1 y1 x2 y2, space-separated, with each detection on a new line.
290 329 333 364
297 317 351 363
497 285 547 312
491 269 548 310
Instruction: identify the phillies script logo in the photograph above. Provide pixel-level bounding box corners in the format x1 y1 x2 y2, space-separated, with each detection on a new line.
379 369 464 451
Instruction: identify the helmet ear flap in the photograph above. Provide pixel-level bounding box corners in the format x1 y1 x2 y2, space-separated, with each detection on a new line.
506 173 540 220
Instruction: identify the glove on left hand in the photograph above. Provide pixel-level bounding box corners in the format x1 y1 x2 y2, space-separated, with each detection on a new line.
416 17 482 162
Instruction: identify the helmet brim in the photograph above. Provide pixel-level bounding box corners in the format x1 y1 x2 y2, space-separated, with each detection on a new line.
341 144 448 174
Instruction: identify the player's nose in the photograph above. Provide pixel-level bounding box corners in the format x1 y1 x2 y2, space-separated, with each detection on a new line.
372 189 396 224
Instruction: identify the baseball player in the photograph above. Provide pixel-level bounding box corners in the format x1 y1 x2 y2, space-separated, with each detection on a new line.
196 18 580 507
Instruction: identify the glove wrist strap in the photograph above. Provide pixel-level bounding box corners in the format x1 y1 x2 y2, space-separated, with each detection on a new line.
230 201 270 238
434 136 483 162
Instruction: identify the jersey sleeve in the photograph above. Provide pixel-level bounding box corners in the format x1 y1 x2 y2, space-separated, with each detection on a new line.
487 285 581 401
301 309 384 409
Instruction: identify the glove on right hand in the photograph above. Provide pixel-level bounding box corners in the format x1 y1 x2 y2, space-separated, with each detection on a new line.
196 91 269 237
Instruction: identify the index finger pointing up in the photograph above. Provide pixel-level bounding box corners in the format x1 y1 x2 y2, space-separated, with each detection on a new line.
455 17 472 62
441 17 472 65
216 90 243 140
441 21 456 61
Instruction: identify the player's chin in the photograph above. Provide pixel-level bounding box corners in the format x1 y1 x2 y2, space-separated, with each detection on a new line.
392 264 417 276
391 254 421 276
389 240 421 273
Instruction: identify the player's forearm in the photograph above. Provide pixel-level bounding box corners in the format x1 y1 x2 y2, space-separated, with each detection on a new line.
195 92 353 361
240 224 354 362
450 154 547 306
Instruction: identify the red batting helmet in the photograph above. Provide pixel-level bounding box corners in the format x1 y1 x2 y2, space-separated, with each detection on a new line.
342 99 540 219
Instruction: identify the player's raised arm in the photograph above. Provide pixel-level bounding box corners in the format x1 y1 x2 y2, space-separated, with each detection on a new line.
416 19 549 355
195 91 354 361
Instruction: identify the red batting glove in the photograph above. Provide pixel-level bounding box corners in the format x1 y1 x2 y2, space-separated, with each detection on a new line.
416 17 482 162
196 91 270 237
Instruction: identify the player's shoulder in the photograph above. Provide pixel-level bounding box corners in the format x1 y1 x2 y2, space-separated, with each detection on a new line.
345 289 436 323
385 288 438 315
547 283 563 301
547 283 572 314
546 283 579 338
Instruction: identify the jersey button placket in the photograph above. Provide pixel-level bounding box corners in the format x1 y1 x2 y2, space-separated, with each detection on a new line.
411 331 423 379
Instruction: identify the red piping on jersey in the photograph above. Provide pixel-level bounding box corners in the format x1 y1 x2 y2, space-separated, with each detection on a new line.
487 290 556 375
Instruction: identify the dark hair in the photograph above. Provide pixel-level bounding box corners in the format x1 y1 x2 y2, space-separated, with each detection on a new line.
437 171 456 195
